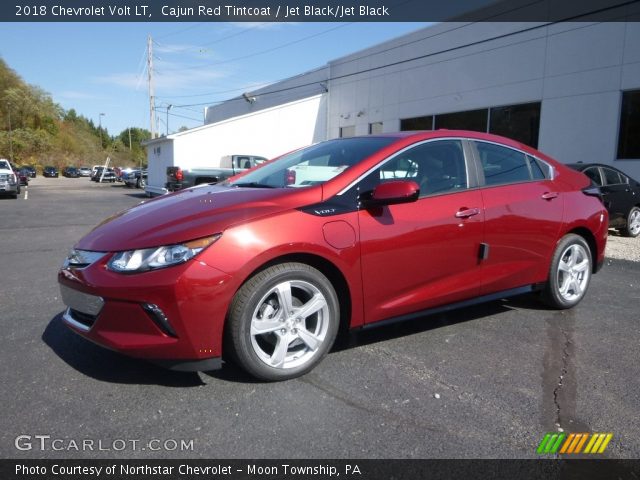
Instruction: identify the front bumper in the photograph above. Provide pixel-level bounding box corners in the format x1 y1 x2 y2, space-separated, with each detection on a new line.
0 181 18 194
58 254 233 371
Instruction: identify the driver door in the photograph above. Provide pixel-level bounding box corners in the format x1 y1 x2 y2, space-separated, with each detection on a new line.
357 139 485 324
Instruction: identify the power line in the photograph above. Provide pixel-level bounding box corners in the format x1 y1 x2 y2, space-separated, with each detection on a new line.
154 22 267 55
167 111 203 123
171 9 630 110
155 22 206 40
160 23 353 72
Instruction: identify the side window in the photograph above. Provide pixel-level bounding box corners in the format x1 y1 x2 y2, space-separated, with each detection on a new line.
602 167 622 185
583 167 602 186
363 140 468 198
476 142 530 186
527 155 546 180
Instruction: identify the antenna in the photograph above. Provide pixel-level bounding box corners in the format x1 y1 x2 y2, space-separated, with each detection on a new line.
147 35 157 138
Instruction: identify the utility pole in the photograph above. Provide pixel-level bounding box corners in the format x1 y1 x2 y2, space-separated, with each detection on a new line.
147 35 156 138
7 106 14 162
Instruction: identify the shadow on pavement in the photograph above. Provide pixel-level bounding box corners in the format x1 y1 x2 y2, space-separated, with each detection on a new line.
333 294 546 352
42 313 205 387
42 294 548 386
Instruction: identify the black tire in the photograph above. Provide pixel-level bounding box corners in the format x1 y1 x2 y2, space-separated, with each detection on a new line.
227 262 340 381
620 206 640 238
542 234 592 309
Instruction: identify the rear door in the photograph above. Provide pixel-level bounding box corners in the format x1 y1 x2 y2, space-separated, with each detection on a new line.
599 166 632 226
357 139 485 324
470 140 563 295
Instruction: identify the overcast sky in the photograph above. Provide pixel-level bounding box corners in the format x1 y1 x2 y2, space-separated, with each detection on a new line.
0 22 428 136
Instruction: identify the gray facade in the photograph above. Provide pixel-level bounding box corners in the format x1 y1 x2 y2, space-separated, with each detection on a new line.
204 20 640 178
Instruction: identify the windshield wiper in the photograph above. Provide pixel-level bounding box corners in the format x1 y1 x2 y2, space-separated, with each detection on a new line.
232 182 277 189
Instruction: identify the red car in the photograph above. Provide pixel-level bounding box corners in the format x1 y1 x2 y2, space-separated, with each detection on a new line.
58 131 608 380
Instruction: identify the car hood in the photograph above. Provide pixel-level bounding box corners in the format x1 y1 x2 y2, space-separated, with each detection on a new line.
76 184 320 252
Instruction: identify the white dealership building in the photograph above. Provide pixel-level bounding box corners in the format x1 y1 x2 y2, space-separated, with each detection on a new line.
145 14 640 195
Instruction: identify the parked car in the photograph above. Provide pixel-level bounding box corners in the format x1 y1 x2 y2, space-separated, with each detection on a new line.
16 167 30 186
123 169 147 189
63 166 80 178
91 167 116 183
59 131 608 380
43 166 59 178
0 158 20 198
78 167 92 177
568 163 640 237
22 165 36 178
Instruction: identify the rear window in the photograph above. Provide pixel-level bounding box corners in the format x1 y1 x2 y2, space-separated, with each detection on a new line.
475 142 531 186
583 167 602 186
602 167 622 185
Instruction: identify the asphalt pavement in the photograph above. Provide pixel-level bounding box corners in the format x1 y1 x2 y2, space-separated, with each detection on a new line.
1 176 638 459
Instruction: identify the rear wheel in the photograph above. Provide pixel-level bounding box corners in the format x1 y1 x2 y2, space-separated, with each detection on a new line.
542 234 592 309
227 263 339 381
620 207 640 238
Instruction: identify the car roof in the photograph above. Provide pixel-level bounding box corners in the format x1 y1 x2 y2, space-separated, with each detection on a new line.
368 129 536 151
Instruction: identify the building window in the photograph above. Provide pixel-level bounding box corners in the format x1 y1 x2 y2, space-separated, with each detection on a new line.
400 115 433 131
340 126 355 138
435 108 488 132
399 102 541 148
489 102 541 148
618 90 640 159
369 122 383 134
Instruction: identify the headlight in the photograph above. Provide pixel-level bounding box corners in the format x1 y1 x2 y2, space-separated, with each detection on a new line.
107 235 221 273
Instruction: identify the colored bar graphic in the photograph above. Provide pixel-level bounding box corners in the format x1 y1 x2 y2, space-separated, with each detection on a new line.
537 433 552 454
538 433 613 454
567 434 581 453
551 433 565 453
598 434 613 453
575 433 589 453
584 434 599 453
559 433 575 454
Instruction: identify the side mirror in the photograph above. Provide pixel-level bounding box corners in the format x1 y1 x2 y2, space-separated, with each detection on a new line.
361 180 420 208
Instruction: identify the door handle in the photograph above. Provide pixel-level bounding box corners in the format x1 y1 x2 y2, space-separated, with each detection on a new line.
541 192 558 200
455 207 480 218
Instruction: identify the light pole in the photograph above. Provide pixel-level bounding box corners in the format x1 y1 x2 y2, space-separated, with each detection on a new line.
98 112 105 148
166 105 172 135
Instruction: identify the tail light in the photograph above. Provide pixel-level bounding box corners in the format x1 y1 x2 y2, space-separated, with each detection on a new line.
175 168 184 182
285 169 296 185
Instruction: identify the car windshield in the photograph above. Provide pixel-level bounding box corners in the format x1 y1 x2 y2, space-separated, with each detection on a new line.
227 137 396 189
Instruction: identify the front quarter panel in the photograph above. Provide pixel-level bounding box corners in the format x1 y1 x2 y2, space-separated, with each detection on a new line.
198 208 365 328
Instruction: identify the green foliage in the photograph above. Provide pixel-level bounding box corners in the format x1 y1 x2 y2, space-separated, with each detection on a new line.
0 56 151 168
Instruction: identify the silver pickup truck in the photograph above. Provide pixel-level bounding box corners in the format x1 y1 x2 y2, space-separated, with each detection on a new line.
166 154 267 192
0 159 21 199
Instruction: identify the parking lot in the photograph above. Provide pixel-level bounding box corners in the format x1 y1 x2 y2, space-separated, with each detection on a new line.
1 176 639 459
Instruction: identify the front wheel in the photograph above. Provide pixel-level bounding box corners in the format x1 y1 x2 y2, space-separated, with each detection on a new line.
542 234 592 309
227 263 339 381
620 206 640 238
